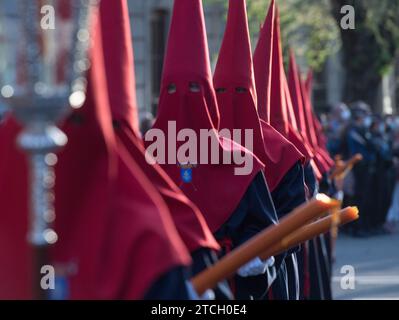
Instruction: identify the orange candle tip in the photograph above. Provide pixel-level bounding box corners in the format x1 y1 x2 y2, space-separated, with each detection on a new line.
350 206 359 214
340 206 359 222
349 206 359 218
315 193 341 207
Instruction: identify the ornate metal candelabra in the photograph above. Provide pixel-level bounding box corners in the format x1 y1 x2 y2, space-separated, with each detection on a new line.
0 0 99 299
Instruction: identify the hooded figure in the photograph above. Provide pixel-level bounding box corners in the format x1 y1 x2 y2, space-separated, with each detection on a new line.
149 0 279 299
305 70 340 301
0 6 192 299
253 0 312 300
304 70 335 197
216 0 304 192
288 52 331 185
99 0 231 299
254 0 313 165
288 52 333 300
300 69 334 301
300 73 332 176
214 0 303 299
305 70 335 170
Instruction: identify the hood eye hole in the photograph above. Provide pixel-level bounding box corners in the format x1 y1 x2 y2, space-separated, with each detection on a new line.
189 82 201 92
236 87 247 93
167 84 177 94
216 88 227 93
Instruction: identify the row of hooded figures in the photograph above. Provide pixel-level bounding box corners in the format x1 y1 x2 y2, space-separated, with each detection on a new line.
0 0 354 300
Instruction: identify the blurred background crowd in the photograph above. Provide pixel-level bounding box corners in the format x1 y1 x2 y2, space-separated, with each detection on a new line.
323 101 399 237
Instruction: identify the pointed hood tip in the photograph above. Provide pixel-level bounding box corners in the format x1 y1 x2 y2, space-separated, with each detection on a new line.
256 0 276 42
253 0 277 122
268 0 289 136
214 0 254 90
162 0 212 84
100 0 139 134
268 0 276 11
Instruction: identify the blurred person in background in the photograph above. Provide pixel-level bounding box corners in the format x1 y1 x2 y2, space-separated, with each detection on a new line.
325 103 355 210
336 101 395 237
367 115 395 234
341 102 374 237
385 116 399 233
326 102 351 157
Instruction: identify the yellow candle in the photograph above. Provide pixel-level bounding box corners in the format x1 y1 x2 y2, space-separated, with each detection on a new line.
259 206 359 260
191 194 341 295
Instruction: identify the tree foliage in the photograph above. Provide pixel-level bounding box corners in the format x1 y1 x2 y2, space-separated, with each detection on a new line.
204 0 340 71
330 0 399 106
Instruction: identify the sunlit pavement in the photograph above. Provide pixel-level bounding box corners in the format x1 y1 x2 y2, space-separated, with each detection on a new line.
332 232 399 300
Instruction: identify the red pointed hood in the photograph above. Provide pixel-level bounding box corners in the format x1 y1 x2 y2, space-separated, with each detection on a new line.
0 8 190 299
298 70 331 174
304 69 334 168
100 0 140 136
288 50 310 143
214 0 257 100
268 4 320 176
214 0 265 161
299 75 318 149
288 50 322 179
288 52 328 176
100 0 218 253
151 0 265 232
268 5 290 136
214 0 303 191
252 0 309 155
282 70 314 161
161 0 219 129
56 10 191 299
253 0 275 122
